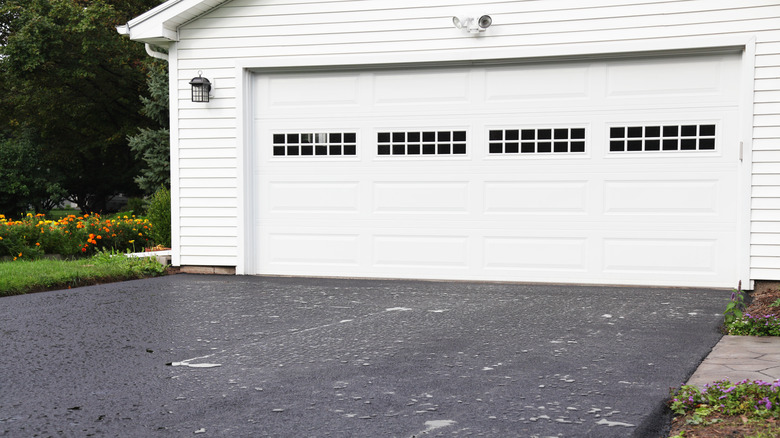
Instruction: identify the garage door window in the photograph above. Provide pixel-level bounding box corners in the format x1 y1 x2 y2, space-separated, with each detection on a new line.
488 128 586 154
609 124 716 152
377 131 467 156
273 133 357 156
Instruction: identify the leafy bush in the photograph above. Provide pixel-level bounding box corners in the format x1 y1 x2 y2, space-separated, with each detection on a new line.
146 186 171 248
670 379 780 420
0 213 154 259
125 197 147 216
727 314 780 336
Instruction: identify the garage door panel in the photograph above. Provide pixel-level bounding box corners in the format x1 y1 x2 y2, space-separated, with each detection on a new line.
483 181 589 214
373 70 470 105
266 181 361 214
484 64 592 102
265 232 361 267
372 181 469 214
605 56 740 102
483 237 588 272
266 74 361 109
372 235 469 269
603 180 722 215
253 53 742 287
603 237 720 275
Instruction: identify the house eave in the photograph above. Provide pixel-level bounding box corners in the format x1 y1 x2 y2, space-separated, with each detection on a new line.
117 0 232 44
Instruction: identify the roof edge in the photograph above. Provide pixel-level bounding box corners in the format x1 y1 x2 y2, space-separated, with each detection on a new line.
117 0 231 44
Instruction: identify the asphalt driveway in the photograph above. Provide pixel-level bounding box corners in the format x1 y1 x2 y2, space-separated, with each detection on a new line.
0 275 729 437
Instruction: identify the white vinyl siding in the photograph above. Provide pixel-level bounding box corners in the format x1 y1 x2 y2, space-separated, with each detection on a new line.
167 0 780 283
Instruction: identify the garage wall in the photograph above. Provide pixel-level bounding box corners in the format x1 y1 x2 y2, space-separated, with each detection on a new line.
172 0 780 282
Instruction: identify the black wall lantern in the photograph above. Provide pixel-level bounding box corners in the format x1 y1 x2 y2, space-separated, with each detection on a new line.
189 71 211 103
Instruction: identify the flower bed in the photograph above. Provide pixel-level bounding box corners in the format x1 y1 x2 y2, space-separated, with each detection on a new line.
0 213 155 260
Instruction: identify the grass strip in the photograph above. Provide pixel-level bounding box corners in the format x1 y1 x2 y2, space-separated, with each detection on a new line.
0 254 166 297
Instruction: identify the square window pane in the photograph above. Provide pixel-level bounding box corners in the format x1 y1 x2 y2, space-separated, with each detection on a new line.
489 130 503 141
378 132 390 143
521 130 536 140
663 126 679 137
554 141 568 152
662 139 678 150
273 134 286 144
316 133 329 143
453 143 466 154
287 133 299 143
453 131 466 142
423 144 436 154
287 145 299 155
344 145 356 155
700 125 716 136
273 146 286 155
571 128 586 140
407 132 421 142
681 125 697 137
521 142 535 153
423 132 436 142
627 140 643 151
301 145 314 155
538 129 552 140
438 143 451 154
392 144 405 155
505 130 519 141
438 131 451 142
627 127 643 138
681 139 697 150
505 142 519 153
378 145 390 155
610 127 625 139
392 132 405 142
554 129 569 140
344 133 357 143
316 145 328 155
537 142 552 153
610 141 625 152
699 138 715 150
645 126 661 138
570 141 585 153
301 134 313 144
407 144 421 155
329 145 342 155
645 139 660 151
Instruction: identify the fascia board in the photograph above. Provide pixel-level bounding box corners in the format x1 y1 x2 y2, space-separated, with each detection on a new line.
118 0 229 43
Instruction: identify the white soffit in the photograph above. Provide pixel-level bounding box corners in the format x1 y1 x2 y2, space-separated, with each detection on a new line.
117 0 232 44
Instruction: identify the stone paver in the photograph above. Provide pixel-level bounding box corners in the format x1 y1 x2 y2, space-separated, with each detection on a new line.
687 336 780 388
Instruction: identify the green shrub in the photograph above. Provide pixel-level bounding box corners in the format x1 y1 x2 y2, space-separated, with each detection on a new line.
147 186 171 248
125 197 147 216
1 213 154 259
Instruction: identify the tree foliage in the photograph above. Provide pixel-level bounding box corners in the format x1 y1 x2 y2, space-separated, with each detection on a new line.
0 0 164 213
129 59 170 193
0 133 66 218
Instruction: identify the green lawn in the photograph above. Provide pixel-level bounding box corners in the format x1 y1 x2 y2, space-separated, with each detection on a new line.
0 253 167 297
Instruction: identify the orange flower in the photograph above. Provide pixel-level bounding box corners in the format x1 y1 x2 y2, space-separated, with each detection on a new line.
96 235 102 240
35 242 40 246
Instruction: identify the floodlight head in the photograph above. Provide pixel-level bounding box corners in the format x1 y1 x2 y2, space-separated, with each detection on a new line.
452 15 492 34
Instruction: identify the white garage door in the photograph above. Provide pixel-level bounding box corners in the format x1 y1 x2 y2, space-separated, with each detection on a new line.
252 53 742 287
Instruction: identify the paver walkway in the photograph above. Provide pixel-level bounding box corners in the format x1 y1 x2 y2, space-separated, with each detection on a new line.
687 336 780 388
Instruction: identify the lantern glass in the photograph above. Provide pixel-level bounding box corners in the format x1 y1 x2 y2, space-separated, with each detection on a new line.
189 74 211 103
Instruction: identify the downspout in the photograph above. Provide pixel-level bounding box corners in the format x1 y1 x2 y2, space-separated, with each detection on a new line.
145 43 169 61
